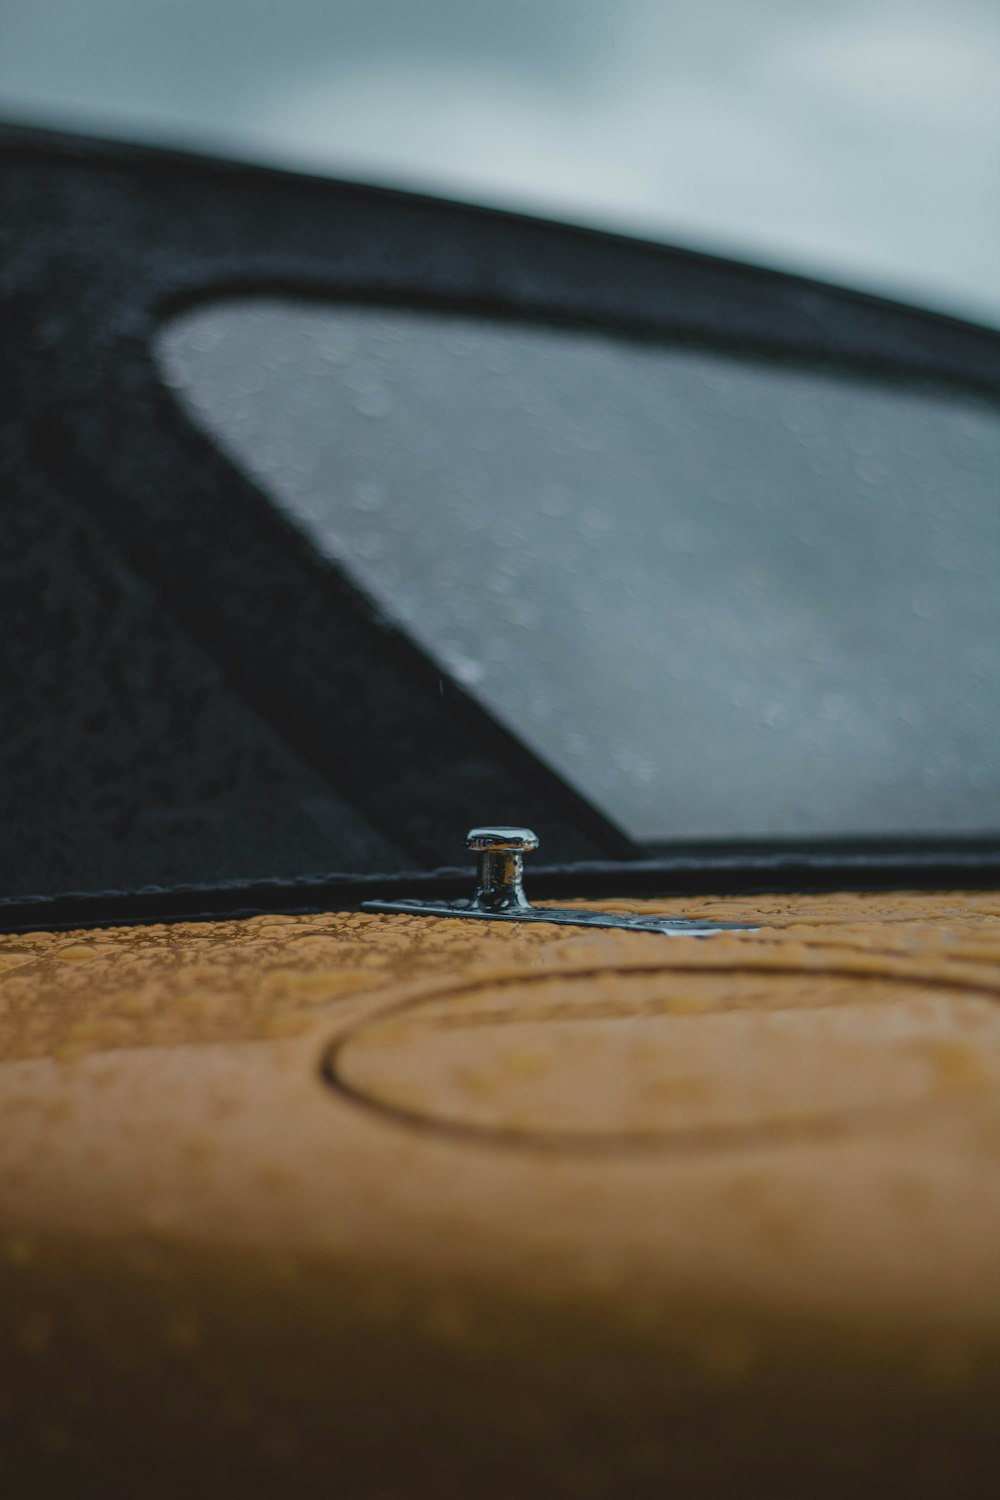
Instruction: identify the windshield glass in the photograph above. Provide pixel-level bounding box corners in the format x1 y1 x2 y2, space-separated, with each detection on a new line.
1 0 998 325
159 299 1000 844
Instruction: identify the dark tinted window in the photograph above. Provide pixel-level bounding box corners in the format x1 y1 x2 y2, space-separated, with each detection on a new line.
159 300 1000 843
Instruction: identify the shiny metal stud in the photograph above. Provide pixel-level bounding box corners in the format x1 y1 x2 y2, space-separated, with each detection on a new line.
361 827 756 936
467 826 538 912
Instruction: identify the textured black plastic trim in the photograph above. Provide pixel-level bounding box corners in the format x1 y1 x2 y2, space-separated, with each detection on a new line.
3 844 999 935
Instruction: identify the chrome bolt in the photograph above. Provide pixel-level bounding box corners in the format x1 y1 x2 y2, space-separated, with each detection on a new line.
467 826 539 913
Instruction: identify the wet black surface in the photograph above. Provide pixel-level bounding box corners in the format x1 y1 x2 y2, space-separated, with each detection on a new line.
2 123 998 917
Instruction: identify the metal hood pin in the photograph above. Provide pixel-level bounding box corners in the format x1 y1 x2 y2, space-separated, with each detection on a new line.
362 828 756 935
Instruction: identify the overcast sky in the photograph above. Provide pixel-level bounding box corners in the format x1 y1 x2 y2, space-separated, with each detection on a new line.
1 0 997 324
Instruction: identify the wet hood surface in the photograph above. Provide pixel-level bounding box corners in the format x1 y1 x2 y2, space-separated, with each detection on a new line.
1 892 998 1496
